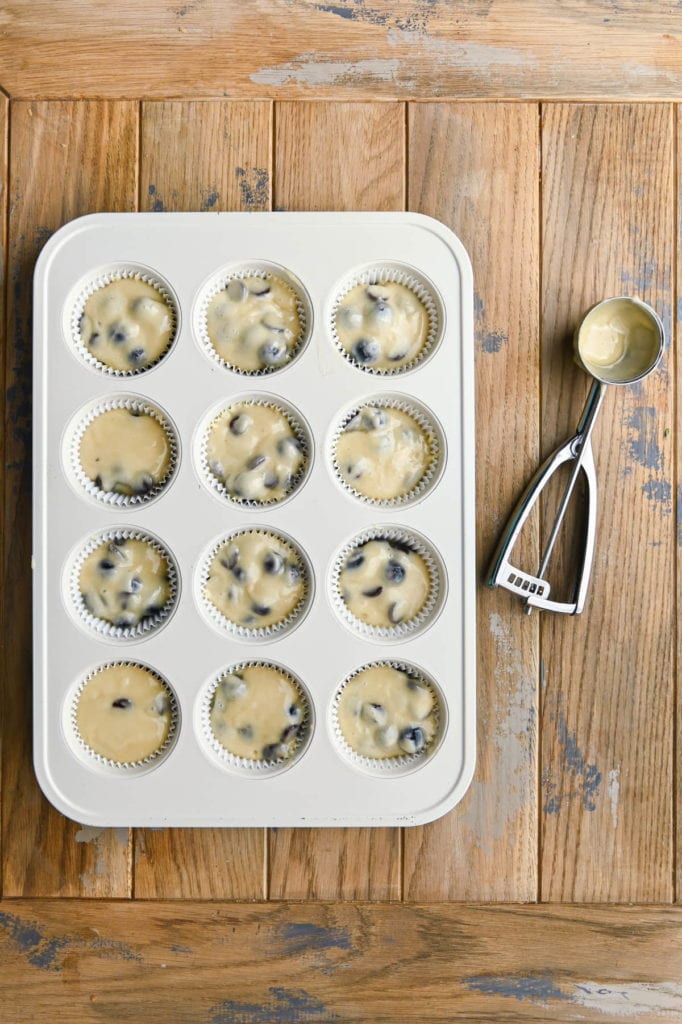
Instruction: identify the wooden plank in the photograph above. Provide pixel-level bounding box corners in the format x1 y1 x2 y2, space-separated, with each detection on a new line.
540 104 674 902
134 101 271 899
0 2 681 101
0 95 7 893
1 900 682 1022
2 101 137 897
677 103 682 906
268 101 403 900
404 103 540 900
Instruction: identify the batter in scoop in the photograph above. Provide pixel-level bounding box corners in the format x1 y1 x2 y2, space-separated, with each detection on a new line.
209 664 307 762
80 536 171 630
206 275 302 372
335 282 428 370
337 664 438 759
206 402 306 503
75 663 173 764
338 538 430 628
79 278 175 372
204 531 306 630
336 404 431 500
79 407 171 497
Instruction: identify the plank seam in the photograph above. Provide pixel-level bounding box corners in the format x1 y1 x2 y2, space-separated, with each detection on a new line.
673 100 679 905
0 95 10 901
537 100 544 905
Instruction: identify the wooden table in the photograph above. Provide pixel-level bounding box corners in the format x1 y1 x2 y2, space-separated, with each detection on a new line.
1 3 681 1021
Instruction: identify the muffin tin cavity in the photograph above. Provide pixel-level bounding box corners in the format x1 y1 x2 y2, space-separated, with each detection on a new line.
65 661 179 774
331 661 446 776
196 394 312 508
330 393 446 507
67 264 179 376
197 527 313 641
198 661 313 776
65 394 179 508
329 262 444 375
194 261 312 375
66 527 179 642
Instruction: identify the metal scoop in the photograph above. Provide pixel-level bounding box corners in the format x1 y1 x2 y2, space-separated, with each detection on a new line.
487 296 664 614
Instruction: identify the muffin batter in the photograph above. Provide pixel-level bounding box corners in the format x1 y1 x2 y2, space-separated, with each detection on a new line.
209 664 307 762
75 663 173 764
204 531 306 630
79 278 175 372
336 404 431 500
577 297 660 382
206 402 306 503
206 275 302 372
79 407 172 497
335 282 428 370
338 538 430 628
337 664 438 759
79 536 171 630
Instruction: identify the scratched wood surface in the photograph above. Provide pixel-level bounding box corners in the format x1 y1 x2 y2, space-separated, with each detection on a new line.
0 1 681 101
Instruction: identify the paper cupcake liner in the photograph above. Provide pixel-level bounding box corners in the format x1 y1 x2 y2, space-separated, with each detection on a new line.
66 394 179 508
66 527 179 642
329 262 444 376
330 659 446 777
197 527 313 642
67 660 179 772
330 525 446 642
194 261 312 376
68 263 179 377
329 393 446 508
197 394 312 509
199 661 313 776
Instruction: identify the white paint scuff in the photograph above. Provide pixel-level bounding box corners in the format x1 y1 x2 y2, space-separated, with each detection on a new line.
251 55 404 88
607 767 620 830
572 981 682 1018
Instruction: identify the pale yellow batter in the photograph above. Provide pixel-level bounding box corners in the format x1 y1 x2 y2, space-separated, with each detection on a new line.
204 531 305 630
335 405 431 500
79 407 171 497
337 664 437 759
209 664 306 762
206 402 305 503
206 275 302 372
76 663 173 764
338 538 430 628
335 282 428 370
79 278 174 372
578 298 660 382
79 537 171 629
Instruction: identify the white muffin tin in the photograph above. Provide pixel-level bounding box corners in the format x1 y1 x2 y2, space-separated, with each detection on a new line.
33 212 475 827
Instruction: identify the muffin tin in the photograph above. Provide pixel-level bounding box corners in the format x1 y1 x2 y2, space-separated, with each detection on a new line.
33 211 475 826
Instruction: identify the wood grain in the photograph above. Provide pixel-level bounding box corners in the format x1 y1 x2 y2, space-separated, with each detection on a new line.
0 96 7 893
268 101 403 900
540 104 674 902
404 103 540 900
677 103 681 906
134 101 271 899
0 1 681 101
2 101 137 897
1 900 682 1022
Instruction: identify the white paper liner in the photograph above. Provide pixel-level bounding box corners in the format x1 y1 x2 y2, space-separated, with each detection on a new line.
330 660 446 777
197 394 312 509
194 261 312 375
199 661 313 776
68 263 179 377
329 393 446 508
329 262 444 375
66 527 179 642
197 527 313 642
67 394 179 508
68 660 179 772
330 525 446 642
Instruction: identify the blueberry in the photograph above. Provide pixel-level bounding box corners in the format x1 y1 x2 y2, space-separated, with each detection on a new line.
388 350 408 362
376 724 399 748
238 724 254 739
399 726 426 754
250 282 271 297
262 743 285 761
345 463 363 480
262 314 286 333
360 407 387 430
219 674 248 700
277 436 302 456
280 724 300 744
385 560 406 584
366 286 387 302
286 563 302 584
362 702 387 726
88 332 100 347
264 552 284 575
258 340 287 366
99 559 115 573
153 694 169 715
112 698 132 709
229 413 250 436
388 601 405 625
134 473 155 494
346 550 365 570
406 675 424 691
94 474 103 490
388 539 414 556
362 586 383 598
227 279 248 302
371 300 392 324
288 703 303 723
263 472 279 489
251 602 271 617
130 577 143 592
109 323 129 344
247 454 266 470
222 550 239 571
145 605 163 617
128 347 146 366
352 338 379 365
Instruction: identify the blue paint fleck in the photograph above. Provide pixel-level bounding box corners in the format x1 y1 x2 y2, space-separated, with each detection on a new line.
0 911 141 973
543 710 602 815
313 2 357 18
147 184 166 212
210 987 335 1023
170 944 192 953
465 974 569 1004
201 189 220 210
642 478 672 511
278 923 352 954
0 912 43 953
624 406 662 471
480 330 508 353
473 292 485 321
236 167 270 211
